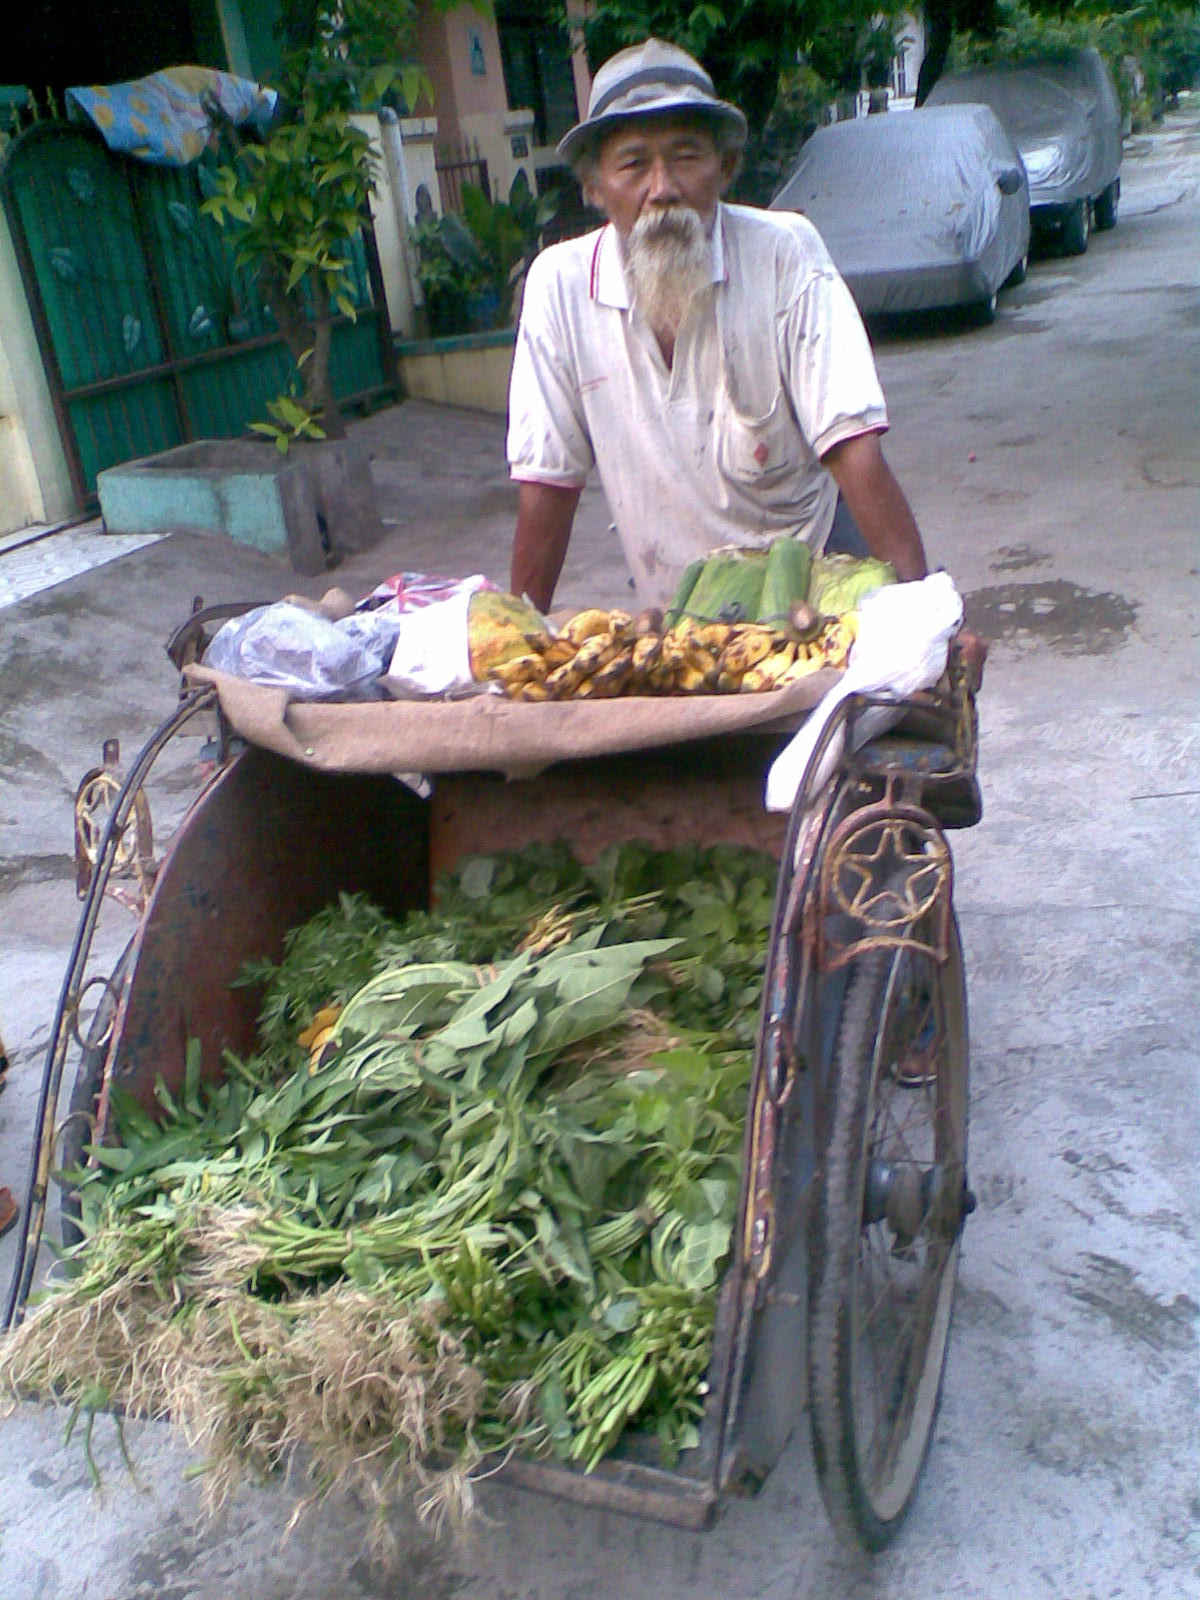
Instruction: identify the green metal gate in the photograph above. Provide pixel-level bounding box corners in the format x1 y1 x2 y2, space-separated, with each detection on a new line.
0 121 396 507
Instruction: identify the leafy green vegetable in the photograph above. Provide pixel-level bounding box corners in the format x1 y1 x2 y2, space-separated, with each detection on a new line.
14 840 780 1528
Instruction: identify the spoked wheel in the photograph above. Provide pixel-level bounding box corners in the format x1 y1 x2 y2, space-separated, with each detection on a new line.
807 910 972 1550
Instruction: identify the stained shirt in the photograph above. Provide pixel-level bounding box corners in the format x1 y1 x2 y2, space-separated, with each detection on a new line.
507 202 888 608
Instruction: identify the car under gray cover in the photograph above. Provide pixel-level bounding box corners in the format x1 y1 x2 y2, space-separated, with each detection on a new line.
927 49 1122 249
770 103 1030 318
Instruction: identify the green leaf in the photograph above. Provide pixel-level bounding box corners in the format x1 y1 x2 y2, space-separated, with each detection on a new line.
675 1217 732 1291
601 1296 640 1333
458 857 496 899
275 395 308 428
539 1372 573 1448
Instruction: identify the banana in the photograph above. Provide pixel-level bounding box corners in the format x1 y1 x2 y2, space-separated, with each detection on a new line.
694 622 734 652
683 646 719 683
489 653 547 689
518 681 551 702
631 634 661 675
545 631 618 697
659 631 691 667
742 642 798 691
543 638 578 669
716 668 744 694
586 644 635 697
562 608 613 646
675 664 708 694
572 630 621 675
606 609 634 641
777 651 828 685
545 659 586 698
718 630 775 676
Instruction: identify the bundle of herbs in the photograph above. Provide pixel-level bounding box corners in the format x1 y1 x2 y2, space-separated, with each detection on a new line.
0 842 778 1536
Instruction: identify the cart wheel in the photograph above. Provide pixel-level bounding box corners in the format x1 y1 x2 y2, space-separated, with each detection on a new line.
807 911 970 1551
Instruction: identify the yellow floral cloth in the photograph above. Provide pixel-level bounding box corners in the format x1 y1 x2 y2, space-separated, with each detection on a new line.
66 65 277 166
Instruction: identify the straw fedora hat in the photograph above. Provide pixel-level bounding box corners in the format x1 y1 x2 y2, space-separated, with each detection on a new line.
557 38 747 166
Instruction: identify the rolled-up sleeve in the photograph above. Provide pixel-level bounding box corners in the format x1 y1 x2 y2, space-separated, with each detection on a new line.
780 230 888 460
507 255 594 488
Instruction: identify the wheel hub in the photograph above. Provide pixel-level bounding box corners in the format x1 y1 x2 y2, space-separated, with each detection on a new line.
863 1161 973 1242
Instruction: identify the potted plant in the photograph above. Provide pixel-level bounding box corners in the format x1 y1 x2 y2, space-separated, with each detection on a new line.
413 177 556 338
197 0 441 561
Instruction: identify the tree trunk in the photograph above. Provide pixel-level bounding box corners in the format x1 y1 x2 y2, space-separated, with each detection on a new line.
256 257 346 440
305 280 345 441
917 0 998 106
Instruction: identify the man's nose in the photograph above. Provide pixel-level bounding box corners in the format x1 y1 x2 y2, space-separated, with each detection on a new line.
646 157 682 205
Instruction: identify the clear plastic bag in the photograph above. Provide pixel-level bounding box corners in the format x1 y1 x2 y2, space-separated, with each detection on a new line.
204 602 402 700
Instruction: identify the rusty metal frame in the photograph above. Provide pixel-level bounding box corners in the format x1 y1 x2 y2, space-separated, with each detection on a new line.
816 789 954 972
7 655 983 1536
73 738 157 913
2 688 218 1331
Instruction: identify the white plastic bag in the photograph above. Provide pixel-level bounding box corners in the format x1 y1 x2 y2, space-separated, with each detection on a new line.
383 575 494 699
765 572 964 813
204 602 401 700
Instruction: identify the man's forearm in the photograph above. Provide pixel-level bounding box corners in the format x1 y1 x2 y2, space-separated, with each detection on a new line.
822 433 928 582
511 481 582 611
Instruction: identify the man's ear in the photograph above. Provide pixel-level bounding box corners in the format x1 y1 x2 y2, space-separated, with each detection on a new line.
581 178 606 216
719 149 739 194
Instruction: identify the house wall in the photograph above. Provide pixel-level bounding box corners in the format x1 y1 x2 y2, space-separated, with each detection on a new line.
0 212 75 534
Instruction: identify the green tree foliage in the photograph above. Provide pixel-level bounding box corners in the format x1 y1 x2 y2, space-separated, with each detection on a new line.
542 1 908 201
201 1 444 446
946 1 1200 124
413 178 557 336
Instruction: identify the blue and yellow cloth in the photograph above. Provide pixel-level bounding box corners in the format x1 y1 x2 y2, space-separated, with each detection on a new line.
66 66 277 166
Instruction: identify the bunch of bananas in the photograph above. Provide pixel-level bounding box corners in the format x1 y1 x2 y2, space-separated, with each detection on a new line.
487 607 857 702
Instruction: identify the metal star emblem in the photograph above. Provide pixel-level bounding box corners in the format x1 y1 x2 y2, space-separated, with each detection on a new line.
831 821 949 929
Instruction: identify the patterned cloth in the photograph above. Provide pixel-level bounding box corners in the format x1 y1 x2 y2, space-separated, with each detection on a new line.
66 66 277 167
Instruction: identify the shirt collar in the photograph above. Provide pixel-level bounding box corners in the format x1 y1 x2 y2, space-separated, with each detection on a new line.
591 204 728 309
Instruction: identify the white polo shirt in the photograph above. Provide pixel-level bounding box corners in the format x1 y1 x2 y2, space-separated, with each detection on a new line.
507 202 888 608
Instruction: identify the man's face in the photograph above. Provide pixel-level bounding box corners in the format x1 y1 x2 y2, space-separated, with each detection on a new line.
582 116 735 241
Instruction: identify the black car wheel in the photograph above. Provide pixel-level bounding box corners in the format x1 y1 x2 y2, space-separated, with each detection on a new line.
1004 252 1028 288
1094 178 1119 231
1061 198 1090 255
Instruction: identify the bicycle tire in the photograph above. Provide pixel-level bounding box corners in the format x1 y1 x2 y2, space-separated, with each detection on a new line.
807 910 969 1550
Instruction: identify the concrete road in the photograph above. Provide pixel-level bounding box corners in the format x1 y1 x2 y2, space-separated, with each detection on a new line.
1 105 1197 1600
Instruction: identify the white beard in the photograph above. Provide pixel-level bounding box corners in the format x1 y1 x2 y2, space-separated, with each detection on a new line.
623 207 711 340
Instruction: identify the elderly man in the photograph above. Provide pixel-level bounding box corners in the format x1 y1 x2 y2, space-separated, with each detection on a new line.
507 38 932 616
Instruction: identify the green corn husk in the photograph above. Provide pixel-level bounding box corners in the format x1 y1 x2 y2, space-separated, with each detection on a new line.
758 536 813 626
676 548 768 624
807 553 896 616
663 556 706 629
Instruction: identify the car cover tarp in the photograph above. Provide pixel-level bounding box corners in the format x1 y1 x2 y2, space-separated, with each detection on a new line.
770 104 1027 313
927 50 1121 207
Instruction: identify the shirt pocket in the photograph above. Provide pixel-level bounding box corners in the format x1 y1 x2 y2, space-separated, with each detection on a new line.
714 384 795 492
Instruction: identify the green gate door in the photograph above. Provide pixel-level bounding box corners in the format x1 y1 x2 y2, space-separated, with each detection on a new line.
0 121 395 507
